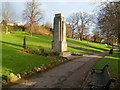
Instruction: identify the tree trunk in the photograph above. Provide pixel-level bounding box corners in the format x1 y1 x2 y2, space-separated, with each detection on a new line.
72 30 74 38
81 22 84 41
100 38 102 43
118 35 120 46
94 37 96 42
6 26 8 34
81 30 83 41
30 24 33 35
79 33 82 41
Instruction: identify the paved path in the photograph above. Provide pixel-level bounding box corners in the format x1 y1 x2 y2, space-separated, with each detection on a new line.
67 42 95 54
5 51 109 88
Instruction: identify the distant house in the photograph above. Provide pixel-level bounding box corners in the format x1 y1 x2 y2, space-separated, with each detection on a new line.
1 20 7 26
7 22 14 26
17 22 24 26
1 20 15 26
113 40 119 46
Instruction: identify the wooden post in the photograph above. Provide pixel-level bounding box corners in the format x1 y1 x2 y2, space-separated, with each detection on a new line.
23 36 26 49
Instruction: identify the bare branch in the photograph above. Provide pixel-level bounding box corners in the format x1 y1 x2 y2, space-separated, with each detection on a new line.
23 0 44 35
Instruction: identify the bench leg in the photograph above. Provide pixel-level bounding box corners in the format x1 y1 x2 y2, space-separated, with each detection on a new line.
105 79 116 90
88 85 93 90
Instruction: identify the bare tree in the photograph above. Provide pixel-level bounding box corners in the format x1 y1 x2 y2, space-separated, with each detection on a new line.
92 29 104 43
67 11 92 40
78 11 92 40
2 2 16 34
66 13 78 37
97 1 120 45
23 0 43 35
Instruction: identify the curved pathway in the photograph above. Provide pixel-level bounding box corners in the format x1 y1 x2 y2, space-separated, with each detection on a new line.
4 51 108 88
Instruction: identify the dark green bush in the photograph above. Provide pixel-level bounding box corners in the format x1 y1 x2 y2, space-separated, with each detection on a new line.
27 47 60 57
2 26 23 31
40 48 45 55
44 25 53 31
52 51 60 56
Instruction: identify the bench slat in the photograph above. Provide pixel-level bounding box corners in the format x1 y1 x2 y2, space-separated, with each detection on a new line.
82 65 115 89
91 68 111 86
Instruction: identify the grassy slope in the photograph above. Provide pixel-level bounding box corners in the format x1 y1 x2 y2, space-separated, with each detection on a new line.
2 31 52 49
2 44 56 79
1 31 89 79
2 31 112 79
67 38 112 53
68 45 91 55
95 50 120 85
2 32 55 79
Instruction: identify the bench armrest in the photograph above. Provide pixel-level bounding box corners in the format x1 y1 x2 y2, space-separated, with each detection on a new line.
92 65 109 74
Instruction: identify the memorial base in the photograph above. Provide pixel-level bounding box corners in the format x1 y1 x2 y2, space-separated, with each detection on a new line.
60 51 71 57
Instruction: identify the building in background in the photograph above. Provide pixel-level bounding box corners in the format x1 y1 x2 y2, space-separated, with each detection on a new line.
17 22 24 26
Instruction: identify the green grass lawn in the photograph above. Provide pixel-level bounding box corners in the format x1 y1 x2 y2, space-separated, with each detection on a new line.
2 44 57 80
1 31 55 80
95 50 120 86
67 38 112 53
1 31 90 80
2 31 52 50
1 31 113 80
68 45 92 55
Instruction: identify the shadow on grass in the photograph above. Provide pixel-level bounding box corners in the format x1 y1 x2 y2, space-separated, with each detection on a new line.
67 39 111 51
104 57 119 61
1 41 23 48
83 43 110 51
104 52 120 60
14 35 52 45
68 45 88 54
68 42 100 53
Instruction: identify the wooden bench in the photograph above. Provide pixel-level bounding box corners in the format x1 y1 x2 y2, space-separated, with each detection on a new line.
87 65 115 90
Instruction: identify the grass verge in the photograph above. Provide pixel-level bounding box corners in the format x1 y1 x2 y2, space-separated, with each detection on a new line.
95 50 120 88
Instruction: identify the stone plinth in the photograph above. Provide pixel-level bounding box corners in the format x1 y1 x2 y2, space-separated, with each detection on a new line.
52 13 67 52
52 13 71 57
60 51 71 57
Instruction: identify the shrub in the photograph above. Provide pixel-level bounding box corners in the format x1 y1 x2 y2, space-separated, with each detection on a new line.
2 26 23 31
27 47 60 57
52 51 60 56
40 48 45 55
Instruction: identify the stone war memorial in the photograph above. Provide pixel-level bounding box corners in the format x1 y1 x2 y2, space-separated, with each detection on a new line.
52 13 71 57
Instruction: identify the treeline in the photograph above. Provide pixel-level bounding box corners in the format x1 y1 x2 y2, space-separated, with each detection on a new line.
66 1 120 46
96 1 120 45
2 0 53 35
1 23 53 36
2 26 24 31
1 0 120 45
66 11 93 41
